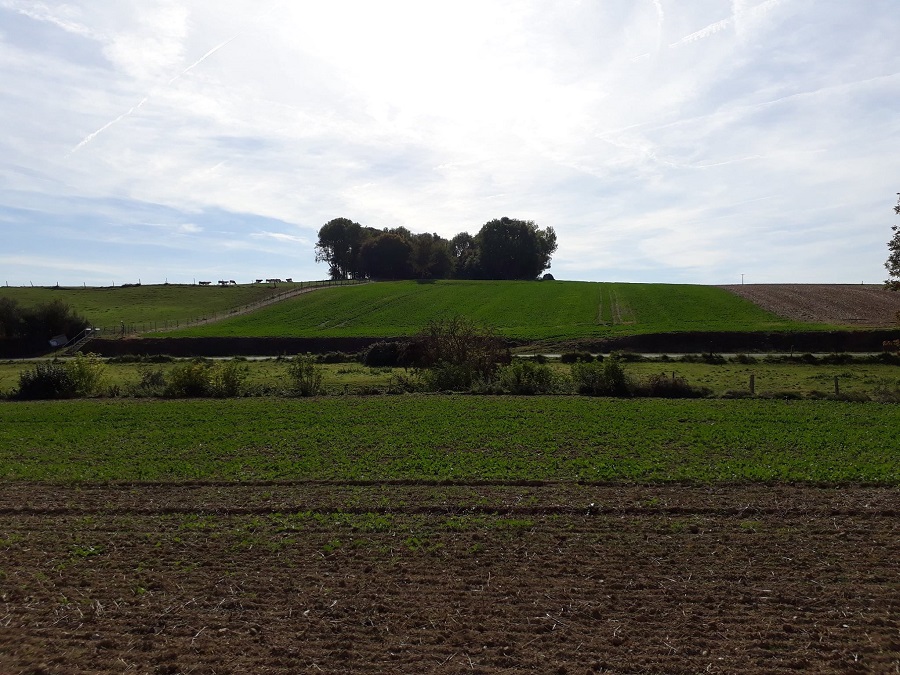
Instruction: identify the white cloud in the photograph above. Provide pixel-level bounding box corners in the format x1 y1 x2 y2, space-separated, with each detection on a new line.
2 0 900 284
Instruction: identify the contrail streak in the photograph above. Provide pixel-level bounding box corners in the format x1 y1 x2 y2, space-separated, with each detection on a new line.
69 97 149 154
68 32 241 155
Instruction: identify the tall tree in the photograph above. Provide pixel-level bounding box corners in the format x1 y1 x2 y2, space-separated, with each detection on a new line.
315 218 364 280
886 193 900 290
359 233 413 280
475 217 557 280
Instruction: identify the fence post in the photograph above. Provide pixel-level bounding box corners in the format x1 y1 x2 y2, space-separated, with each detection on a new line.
834 376 839 397
749 373 755 395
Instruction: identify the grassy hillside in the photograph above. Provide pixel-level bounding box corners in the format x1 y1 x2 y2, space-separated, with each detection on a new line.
0 283 303 329
166 280 833 341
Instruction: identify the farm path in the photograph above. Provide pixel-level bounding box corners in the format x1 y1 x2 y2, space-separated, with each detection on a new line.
146 282 367 334
1 482 897 674
722 284 900 327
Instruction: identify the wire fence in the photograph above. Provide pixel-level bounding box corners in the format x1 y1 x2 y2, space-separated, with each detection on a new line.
86 279 364 337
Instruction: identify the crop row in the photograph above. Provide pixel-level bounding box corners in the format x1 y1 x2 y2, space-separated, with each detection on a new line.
1 397 896 483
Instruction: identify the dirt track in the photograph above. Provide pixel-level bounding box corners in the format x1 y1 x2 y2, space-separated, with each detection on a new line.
722 284 900 327
1 482 897 674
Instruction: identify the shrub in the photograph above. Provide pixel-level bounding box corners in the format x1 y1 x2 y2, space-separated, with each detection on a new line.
872 378 900 403
361 341 405 367
66 352 106 396
15 353 107 399
131 367 167 397
560 352 594 364
413 316 510 391
210 360 248 397
287 354 325 396
571 356 632 396
635 372 711 399
498 360 561 394
164 360 213 397
820 353 853 365
16 362 77 399
731 353 758 364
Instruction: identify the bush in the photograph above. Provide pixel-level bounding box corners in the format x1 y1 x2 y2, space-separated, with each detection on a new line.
414 316 510 391
361 341 405 367
15 353 107 399
635 372 711 399
731 353 758 364
210 360 248 397
820 353 853 365
287 354 325 396
66 352 106 396
131 367 167 397
872 378 900 403
498 360 561 394
571 356 632 396
560 352 594 364
165 360 213 397
16 362 77 399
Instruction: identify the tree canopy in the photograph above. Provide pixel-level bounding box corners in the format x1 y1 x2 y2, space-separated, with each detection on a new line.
314 216 557 281
886 193 900 290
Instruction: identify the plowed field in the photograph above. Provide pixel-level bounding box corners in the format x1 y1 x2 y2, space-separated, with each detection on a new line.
1 482 897 674
722 284 900 327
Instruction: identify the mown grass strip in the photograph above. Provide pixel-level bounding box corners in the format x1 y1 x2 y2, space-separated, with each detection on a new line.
1 397 896 483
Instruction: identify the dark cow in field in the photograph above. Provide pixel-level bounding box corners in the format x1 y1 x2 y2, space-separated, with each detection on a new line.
199 281 212 286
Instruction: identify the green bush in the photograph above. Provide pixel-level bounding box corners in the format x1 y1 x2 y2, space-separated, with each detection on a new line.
210 360 249 397
165 361 213 397
16 362 77 399
287 354 325 396
560 352 594 364
571 356 632 396
361 341 406 367
635 372 711 399
498 360 561 394
131 367 167 397
66 352 106 396
15 353 107 399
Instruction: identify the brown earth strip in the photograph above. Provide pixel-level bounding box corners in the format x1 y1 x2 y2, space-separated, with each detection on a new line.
1 483 897 674
722 284 900 327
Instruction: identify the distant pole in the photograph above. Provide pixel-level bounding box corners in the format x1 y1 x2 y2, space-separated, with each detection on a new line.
741 274 745 285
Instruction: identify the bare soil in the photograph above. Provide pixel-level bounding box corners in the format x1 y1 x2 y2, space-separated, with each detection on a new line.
1 482 897 674
722 284 900 328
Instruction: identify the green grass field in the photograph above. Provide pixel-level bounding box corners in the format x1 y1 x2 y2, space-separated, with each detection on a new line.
0 397 896 483
0 283 311 330
165 280 831 340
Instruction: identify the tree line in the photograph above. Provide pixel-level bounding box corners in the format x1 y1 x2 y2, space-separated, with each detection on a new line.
314 216 557 281
0 298 88 345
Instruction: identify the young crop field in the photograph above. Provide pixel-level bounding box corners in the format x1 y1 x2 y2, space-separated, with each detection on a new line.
163 280 829 340
1 397 897 483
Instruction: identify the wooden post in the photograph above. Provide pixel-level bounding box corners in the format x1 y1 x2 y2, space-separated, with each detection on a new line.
834 376 839 397
749 373 755 395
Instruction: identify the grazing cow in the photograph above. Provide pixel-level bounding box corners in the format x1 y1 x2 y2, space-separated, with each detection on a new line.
218 280 229 286
229 280 237 285
285 278 293 283
255 279 263 284
199 281 211 286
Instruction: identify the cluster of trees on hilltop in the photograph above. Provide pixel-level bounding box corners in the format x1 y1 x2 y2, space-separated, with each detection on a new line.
314 217 557 281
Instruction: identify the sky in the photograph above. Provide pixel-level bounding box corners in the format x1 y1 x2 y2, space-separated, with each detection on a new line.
2 0 899 286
